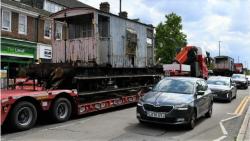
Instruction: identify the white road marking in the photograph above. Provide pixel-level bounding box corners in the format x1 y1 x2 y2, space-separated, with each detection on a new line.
221 115 240 122
214 115 240 141
219 122 228 135
227 113 237 115
213 135 227 141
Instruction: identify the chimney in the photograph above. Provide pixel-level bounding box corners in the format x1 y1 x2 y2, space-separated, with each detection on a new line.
119 11 128 18
100 2 110 13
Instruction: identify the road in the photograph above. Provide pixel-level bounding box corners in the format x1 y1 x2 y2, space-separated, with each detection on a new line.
2 87 250 141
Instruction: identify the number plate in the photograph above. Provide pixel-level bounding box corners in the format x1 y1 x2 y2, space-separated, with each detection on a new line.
147 111 165 118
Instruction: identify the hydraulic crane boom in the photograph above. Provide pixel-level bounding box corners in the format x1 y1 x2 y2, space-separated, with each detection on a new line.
164 46 208 79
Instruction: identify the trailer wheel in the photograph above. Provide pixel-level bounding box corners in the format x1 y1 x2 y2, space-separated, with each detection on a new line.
51 98 72 122
10 101 37 131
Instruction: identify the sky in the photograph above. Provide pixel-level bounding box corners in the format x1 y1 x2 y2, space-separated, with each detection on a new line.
79 0 250 69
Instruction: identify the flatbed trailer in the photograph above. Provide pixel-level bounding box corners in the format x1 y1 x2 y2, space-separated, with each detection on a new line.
1 72 160 131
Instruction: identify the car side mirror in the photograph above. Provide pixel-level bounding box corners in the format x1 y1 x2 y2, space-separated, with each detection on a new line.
148 86 153 90
232 82 236 86
197 90 205 95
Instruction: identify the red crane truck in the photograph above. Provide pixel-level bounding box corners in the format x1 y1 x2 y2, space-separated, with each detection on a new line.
163 46 209 79
234 63 244 74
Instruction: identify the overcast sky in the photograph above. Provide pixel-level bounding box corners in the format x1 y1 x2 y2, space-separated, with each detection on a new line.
79 0 250 68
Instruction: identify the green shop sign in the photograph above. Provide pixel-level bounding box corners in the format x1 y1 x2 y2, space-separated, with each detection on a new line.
1 46 34 58
1 38 36 58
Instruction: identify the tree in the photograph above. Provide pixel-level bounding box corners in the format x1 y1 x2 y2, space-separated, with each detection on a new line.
246 69 250 75
155 13 187 64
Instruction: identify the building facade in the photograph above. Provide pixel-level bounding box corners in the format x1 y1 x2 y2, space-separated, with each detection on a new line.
1 0 90 80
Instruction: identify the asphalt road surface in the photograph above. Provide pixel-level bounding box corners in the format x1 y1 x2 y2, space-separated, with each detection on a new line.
2 87 250 141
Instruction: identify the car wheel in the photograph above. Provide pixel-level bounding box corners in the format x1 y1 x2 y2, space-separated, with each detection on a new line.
205 103 213 118
227 93 232 102
245 85 248 89
50 98 72 122
187 111 196 130
10 101 37 131
139 120 146 124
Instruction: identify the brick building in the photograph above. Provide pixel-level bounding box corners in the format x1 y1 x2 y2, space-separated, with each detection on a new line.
1 0 91 79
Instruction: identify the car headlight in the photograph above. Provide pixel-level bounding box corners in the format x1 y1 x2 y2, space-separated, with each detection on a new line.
137 99 144 106
174 104 189 110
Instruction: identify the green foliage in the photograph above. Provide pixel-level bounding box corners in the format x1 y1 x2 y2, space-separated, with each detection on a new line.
246 69 250 75
155 13 187 64
207 63 215 70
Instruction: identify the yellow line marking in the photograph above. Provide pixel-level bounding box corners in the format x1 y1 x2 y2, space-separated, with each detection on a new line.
238 97 250 115
234 96 248 114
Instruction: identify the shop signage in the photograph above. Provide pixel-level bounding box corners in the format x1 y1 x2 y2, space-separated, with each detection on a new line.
38 44 52 59
1 46 34 58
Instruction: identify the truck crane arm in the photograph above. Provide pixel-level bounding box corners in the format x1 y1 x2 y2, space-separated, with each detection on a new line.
174 46 197 64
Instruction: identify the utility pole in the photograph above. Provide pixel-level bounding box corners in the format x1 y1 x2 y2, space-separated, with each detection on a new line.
218 41 221 56
238 56 239 63
119 0 122 14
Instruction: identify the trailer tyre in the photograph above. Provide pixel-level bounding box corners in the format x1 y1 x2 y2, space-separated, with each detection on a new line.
10 101 37 131
51 98 72 122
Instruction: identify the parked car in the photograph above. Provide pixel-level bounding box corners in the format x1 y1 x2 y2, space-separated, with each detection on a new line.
231 74 248 89
136 77 213 129
207 76 237 102
247 75 250 86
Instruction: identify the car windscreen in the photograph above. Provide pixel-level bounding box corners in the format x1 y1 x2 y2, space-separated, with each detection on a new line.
207 79 230 86
152 79 194 94
232 74 245 79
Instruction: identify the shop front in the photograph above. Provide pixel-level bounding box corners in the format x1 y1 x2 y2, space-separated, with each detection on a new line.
1 37 36 80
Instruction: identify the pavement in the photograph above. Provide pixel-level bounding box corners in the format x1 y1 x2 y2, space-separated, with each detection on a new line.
237 105 250 141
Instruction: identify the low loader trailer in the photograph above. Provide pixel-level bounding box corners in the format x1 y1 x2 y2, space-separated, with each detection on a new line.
1 64 162 131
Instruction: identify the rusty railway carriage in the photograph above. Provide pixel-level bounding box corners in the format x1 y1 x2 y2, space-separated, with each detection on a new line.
213 56 234 76
51 7 155 68
1 6 163 131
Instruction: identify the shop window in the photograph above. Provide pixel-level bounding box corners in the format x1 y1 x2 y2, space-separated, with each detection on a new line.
44 20 51 39
1 10 11 31
55 23 62 40
18 14 27 34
